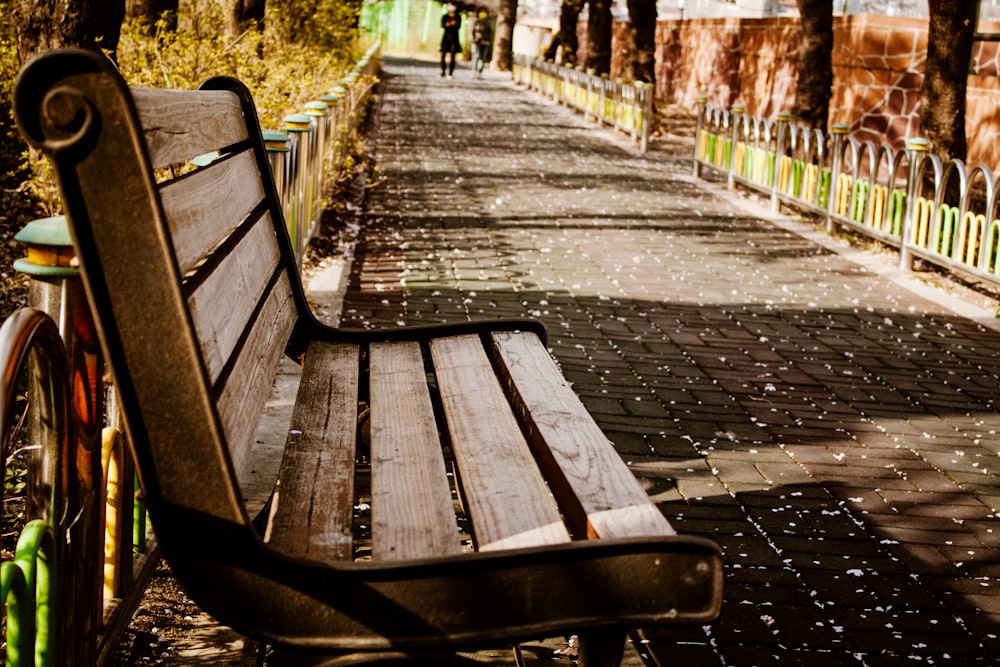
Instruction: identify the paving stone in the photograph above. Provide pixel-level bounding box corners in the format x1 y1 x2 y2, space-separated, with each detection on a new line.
336 58 1000 665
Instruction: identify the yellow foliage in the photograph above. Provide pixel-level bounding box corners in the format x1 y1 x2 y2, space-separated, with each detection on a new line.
118 0 360 130
6 0 363 211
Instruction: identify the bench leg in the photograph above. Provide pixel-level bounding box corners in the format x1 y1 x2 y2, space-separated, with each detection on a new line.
578 629 626 667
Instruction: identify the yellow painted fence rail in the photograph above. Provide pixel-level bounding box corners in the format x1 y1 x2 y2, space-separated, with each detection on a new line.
694 100 1000 289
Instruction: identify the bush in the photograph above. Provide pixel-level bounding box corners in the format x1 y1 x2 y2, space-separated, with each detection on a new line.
0 2 27 190
6 0 363 212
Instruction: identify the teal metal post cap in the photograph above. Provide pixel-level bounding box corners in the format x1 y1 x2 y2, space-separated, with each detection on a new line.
283 113 314 132
908 137 930 151
262 129 291 152
832 123 849 134
332 85 348 96
732 103 746 113
13 215 79 277
320 93 341 105
776 110 790 121
305 101 329 117
14 215 71 246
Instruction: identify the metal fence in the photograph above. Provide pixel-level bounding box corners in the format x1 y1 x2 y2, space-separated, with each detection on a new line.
265 42 381 266
511 54 654 153
693 98 1000 289
0 40 381 667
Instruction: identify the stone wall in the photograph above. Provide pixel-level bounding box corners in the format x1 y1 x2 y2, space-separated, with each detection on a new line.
829 15 925 154
963 23 1000 171
572 15 1000 170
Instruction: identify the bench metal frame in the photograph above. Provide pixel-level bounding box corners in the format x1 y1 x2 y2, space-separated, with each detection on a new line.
15 48 722 665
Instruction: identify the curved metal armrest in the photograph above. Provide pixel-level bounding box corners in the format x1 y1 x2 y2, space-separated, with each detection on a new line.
156 505 723 653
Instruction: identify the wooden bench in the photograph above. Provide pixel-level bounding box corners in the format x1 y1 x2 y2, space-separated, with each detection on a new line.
15 49 722 665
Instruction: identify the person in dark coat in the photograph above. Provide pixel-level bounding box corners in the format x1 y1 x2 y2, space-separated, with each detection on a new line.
440 3 462 78
472 8 492 78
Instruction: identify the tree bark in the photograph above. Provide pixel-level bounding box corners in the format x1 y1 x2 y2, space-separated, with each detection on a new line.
10 0 126 63
219 0 266 36
494 0 518 71
126 0 178 34
585 0 612 75
544 0 585 65
625 0 656 84
791 0 833 129
919 0 978 161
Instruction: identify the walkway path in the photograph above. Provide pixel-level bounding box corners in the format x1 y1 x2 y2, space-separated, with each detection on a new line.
338 56 1000 666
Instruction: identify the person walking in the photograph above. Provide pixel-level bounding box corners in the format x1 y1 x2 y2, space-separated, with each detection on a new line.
440 3 462 78
472 9 492 78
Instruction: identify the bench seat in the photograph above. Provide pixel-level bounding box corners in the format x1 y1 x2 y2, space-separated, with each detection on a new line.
14 48 722 665
268 331 675 563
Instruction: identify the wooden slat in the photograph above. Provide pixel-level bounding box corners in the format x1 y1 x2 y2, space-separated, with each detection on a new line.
265 342 359 562
215 273 296 473
491 331 675 539
160 149 266 275
429 335 570 552
188 214 282 381
133 87 248 170
369 342 462 561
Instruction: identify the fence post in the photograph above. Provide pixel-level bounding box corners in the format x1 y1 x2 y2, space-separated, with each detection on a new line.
263 129 292 239
827 123 849 233
900 138 929 271
320 92 343 172
304 101 331 243
283 113 315 267
771 111 790 211
614 78 625 133
329 85 348 171
639 82 653 154
13 215 104 667
693 95 708 178
727 103 744 190
598 74 609 127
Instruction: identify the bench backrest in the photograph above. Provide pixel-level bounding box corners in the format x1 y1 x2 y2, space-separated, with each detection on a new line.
15 49 307 528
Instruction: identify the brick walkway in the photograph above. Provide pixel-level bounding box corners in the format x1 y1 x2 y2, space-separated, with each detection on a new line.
339 56 1000 666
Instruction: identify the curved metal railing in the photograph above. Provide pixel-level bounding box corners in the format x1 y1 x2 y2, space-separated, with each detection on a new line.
511 54 655 152
694 100 1000 289
267 41 382 266
0 310 68 667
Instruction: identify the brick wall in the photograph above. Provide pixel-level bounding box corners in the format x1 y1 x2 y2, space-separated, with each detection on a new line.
576 15 1000 170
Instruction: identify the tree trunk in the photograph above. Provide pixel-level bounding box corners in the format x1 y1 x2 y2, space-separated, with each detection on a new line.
219 0 266 36
919 0 978 161
543 0 585 64
125 0 178 34
10 0 126 63
791 0 833 128
625 0 656 84
584 0 612 75
494 0 518 71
